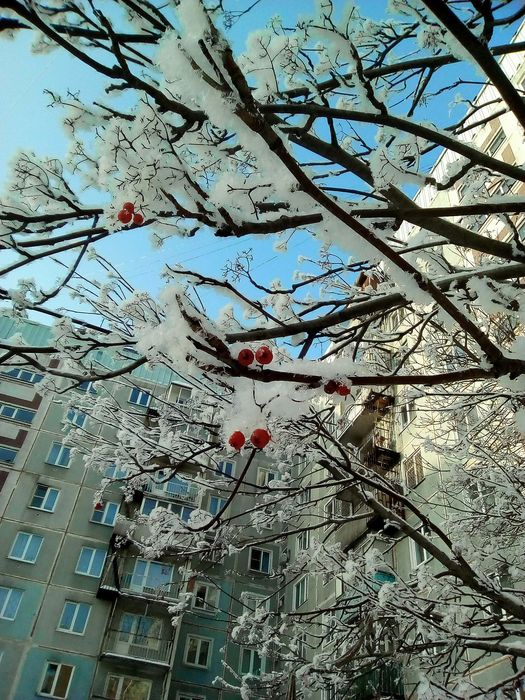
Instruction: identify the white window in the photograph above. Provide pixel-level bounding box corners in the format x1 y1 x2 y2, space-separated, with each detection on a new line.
46 442 71 468
171 384 192 404
105 675 151 700
404 448 424 489
141 497 194 522
322 685 338 700
293 576 308 609
399 396 416 429
486 127 505 156
104 464 128 479
209 496 227 516
0 586 23 620
90 501 119 526
57 601 91 635
240 647 265 676
119 613 162 649
0 446 17 464
129 388 151 407
77 381 96 394
256 468 278 487
1 367 44 383
242 592 270 613
39 662 75 699
322 613 337 646
249 547 272 574
411 525 433 568
66 409 86 428
297 530 310 551
29 484 59 512
9 531 43 563
130 559 174 596
217 460 235 478
75 547 106 577
0 403 35 424
324 498 341 528
192 582 219 612
184 635 212 668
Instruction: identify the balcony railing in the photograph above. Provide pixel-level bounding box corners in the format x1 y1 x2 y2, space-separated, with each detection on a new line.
143 478 199 504
97 555 182 602
120 571 180 600
348 664 404 699
102 628 173 666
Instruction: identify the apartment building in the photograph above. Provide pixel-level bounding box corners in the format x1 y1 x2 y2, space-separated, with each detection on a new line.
0 314 283 700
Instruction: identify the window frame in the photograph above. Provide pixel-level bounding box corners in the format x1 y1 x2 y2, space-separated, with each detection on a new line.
217 460 235 478
8 531 44 563
128 387 151 407
183 635 212 669
239 646 265 676
486 127 505 156
1 367 44 383
90 501 119 526
256 467 278 487
248 547 272 574
411 525 433 569
0 403 36 424
209 495 227 516
46 442 71 468
293 575 309 610
297 529 310 551
241 592 270 614
57 601 91 635
192 581 219 613
75 546 106 578
0 446 17 464
38 661 75 699
104 674 152 700
403 448 424 490
65 409 86 428
176 694 205 700
29 483 60 513
0 586 23 620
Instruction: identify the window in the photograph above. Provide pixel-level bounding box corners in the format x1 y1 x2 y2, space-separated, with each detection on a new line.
240 647 264 676
249 547 272 574
257 468 278 487
119 613 162 648
209 496 227 516
217 460 235 478
141 497 194 522
130 559 173 595
104 464 127 480
399 396 416 429
324 498 342 528
105 675 151 700
65 409 86 428
297 530 310 551
39 662 75 698
411 525 433 568
0 403 35 424
322 613 337 646
46 442 71 468
1 367 44 383
294 576 308 609
90 501 119 526
404 449 424 489
129 388 151 407
77 381 96 394
171 384 192 404
29 484 59 512
486 127 505 156
0 586 23 620
75 547 106 577
0 446 17 464
192 582 219 612
177 695 205 700
184 636 212 668
9 531 43 563
242 592 270 613
57 601 91 635
322 684 338 700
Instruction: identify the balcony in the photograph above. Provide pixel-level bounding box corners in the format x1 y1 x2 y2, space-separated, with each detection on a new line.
338 390 394 446
101 628 173 667
97 555 180 602
347 664 404 699
143 476 200 505
336 483 405 548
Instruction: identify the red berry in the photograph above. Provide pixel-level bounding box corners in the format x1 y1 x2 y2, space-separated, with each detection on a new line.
118 209 133 224
228 431 245 450
337 384 351 397
237 348 255 366
122 202 135 213
255 346 273 365
324 380 338 394
251 428 271 449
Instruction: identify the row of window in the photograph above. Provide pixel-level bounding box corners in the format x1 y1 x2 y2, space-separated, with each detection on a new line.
6 532 106 575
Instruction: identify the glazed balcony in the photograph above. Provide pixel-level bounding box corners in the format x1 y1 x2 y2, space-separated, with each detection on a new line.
101 628 173 668
97 554 180 602
338 390 395 446
143 476 200 504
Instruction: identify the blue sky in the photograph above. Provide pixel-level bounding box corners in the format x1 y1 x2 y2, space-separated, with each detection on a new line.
0 1 523 333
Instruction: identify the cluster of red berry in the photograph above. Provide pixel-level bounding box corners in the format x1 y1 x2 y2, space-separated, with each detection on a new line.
117 202 144 226
237 346 273 366
323 380 351 396
228 428 271 451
